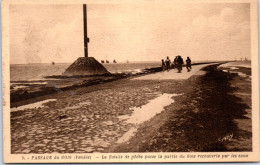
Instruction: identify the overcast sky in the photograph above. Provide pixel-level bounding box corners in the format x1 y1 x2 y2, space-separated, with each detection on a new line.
10 2 250 64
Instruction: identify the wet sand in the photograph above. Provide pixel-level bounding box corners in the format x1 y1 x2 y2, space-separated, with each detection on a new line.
10 62 252 153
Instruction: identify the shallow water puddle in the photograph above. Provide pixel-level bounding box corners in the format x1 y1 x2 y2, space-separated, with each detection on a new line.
219 63 251 78
119 93 180 125
12 85 28 90
220 68 248 78
229 66 239 70
117 128 138 143
230 71 248 77
236 72 248 77
117 93 181 143
11 99 57 112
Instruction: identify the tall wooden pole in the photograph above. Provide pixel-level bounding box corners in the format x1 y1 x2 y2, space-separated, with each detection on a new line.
83 4 89 57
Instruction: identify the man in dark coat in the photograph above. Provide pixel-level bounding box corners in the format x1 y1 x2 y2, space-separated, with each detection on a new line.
186 57 192 72
177 55 184 73
165 56 171 71
173 56 178 69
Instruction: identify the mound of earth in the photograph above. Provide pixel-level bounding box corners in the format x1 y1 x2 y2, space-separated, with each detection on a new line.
63 57 110 76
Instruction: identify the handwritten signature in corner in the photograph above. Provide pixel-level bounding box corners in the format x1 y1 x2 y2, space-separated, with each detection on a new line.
218 133 233 143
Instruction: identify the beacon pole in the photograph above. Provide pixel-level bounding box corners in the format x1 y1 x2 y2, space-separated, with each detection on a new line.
83 4 89 57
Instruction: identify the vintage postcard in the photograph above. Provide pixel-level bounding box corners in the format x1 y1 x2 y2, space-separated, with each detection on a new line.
2 0 259 163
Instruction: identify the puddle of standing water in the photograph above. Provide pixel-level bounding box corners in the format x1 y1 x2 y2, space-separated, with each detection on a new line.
229 71 248 77
229 67 239 70
11 99 57 112
119 93 180 125
117 93 181 143
236 72 248 77
12 85 28 90
221 68 248 78
117 128 138 143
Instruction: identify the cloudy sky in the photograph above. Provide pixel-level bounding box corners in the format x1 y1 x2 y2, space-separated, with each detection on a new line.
10 2 250 64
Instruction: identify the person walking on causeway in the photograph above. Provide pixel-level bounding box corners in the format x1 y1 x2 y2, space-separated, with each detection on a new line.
173 56 178 69
176 55 184 73
161 59 166 72
186 57 192 72
165 56 171 72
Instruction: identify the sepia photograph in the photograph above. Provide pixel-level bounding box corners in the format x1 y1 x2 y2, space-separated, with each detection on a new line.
2 0 259 163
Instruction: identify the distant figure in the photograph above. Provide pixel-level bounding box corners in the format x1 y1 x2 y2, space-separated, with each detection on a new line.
165 56 171 71
173 56 178 69
186 57 192 72
113 59 117 63
106 60 109 63
161 59 166 72
101 60 105 63
176 55 184 73
52 61 55 65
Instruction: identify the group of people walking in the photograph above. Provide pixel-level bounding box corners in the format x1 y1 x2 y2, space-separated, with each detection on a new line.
162 56 192 73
